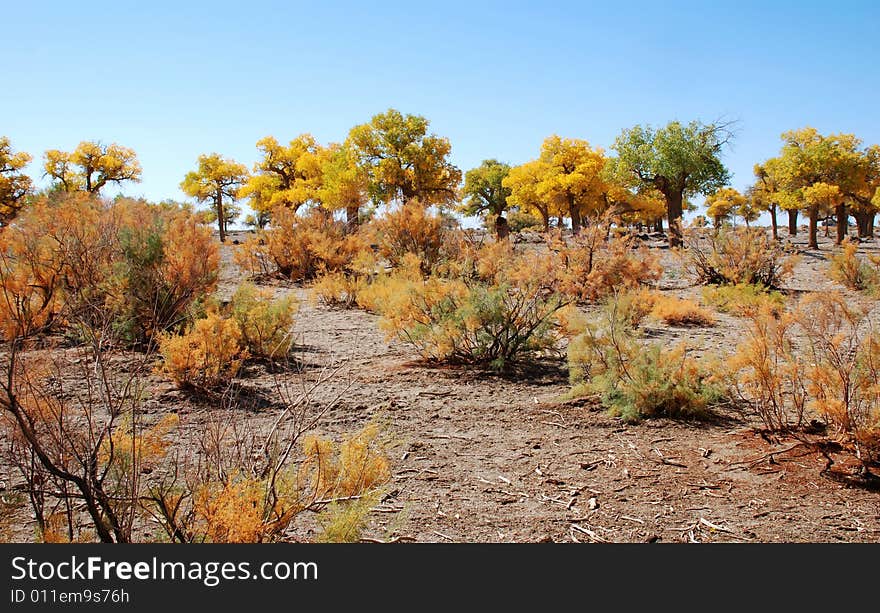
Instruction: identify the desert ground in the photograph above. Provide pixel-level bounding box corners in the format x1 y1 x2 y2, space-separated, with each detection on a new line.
2 225 879 543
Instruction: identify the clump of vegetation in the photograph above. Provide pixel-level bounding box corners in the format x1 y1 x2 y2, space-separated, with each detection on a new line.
547 225 662 303
702 283 786 317
370 201 462 273
646 294 716 327
828 239 880 292
568 294 725 422
728 293 880 465
685 227 796 287
235 208 366 281
229 283 298 358
158 311 247 390
367 247 569 369
727 307 807 433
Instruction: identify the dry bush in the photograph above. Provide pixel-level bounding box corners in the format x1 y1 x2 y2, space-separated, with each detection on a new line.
641 293 716 326
309 251 381 309
0 344 165 542
546 224 661 303
310 271 367 308
370 201 463 273
685 227 796 287
158 312 247 389
229 283 298 358
728 307 808 432
568 294 725 423
702 283 786 317
798 293 880 463
0 194 218 344
368 249 568 369
236 207 366 281
828 239 879 292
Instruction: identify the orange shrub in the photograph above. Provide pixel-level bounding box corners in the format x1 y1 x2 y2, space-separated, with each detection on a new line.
229 283 297 358
685 227 796 287
828 239 879 292
158 312 247 389
236 208 366 281
647 295 716 327
728 307 808 432
546 227 662 303
370 202 462 273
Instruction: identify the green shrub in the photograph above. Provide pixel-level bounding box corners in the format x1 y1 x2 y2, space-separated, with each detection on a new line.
568 296 725 422
229 283 298 358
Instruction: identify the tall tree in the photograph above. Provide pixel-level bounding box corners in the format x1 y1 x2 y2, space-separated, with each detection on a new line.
44 141 141 194
319 143 370 229
0 137 33 225
770 128 861 248
534 136 608 234
504 160 552 232
611 120 732 246
181 154 249 243
460 159 512 239
238 135 325 220
347 109 461 207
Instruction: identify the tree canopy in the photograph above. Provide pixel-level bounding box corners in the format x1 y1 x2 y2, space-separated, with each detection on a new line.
180 153 249 242
611 120 732 246
44 141 141 195
347 109 461 207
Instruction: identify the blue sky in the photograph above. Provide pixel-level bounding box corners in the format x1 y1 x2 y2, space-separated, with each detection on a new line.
4 0 878 222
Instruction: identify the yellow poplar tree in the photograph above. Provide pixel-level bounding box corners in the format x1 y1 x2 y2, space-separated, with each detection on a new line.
181 154 249 243
347 109 461 207
239 135 326 221
534 135 608 233
318 143 370 229
43 141 141 194
0 137 33 225
503 160 554 232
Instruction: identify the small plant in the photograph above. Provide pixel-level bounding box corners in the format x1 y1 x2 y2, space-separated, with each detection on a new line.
728 307 807 432
685 227 796 287
828 239 879 292
568 295 724 422
158 311 247 389
647 294 716 327
229 283 297 358
548 225 662 303
798 293 880 464
702 283 786 317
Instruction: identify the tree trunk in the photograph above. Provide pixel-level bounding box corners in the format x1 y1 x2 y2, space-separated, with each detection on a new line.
346 205 360 231
540 210 550 232
855 209 875 238
494 214 510 240
787 209 798 236
770 205 778 240
569 199 581 235
654 218 663 233
216 190 226 243
666 191 684 247
835 204 848 245
808 205 819 249
713 215 722 229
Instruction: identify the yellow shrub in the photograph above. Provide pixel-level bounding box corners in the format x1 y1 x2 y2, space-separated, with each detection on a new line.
685 227 797 287
158 312 247 389
370 202 462 272
702 283 786 317
229 283 297 358
828 239 879 292
648 295 716 327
